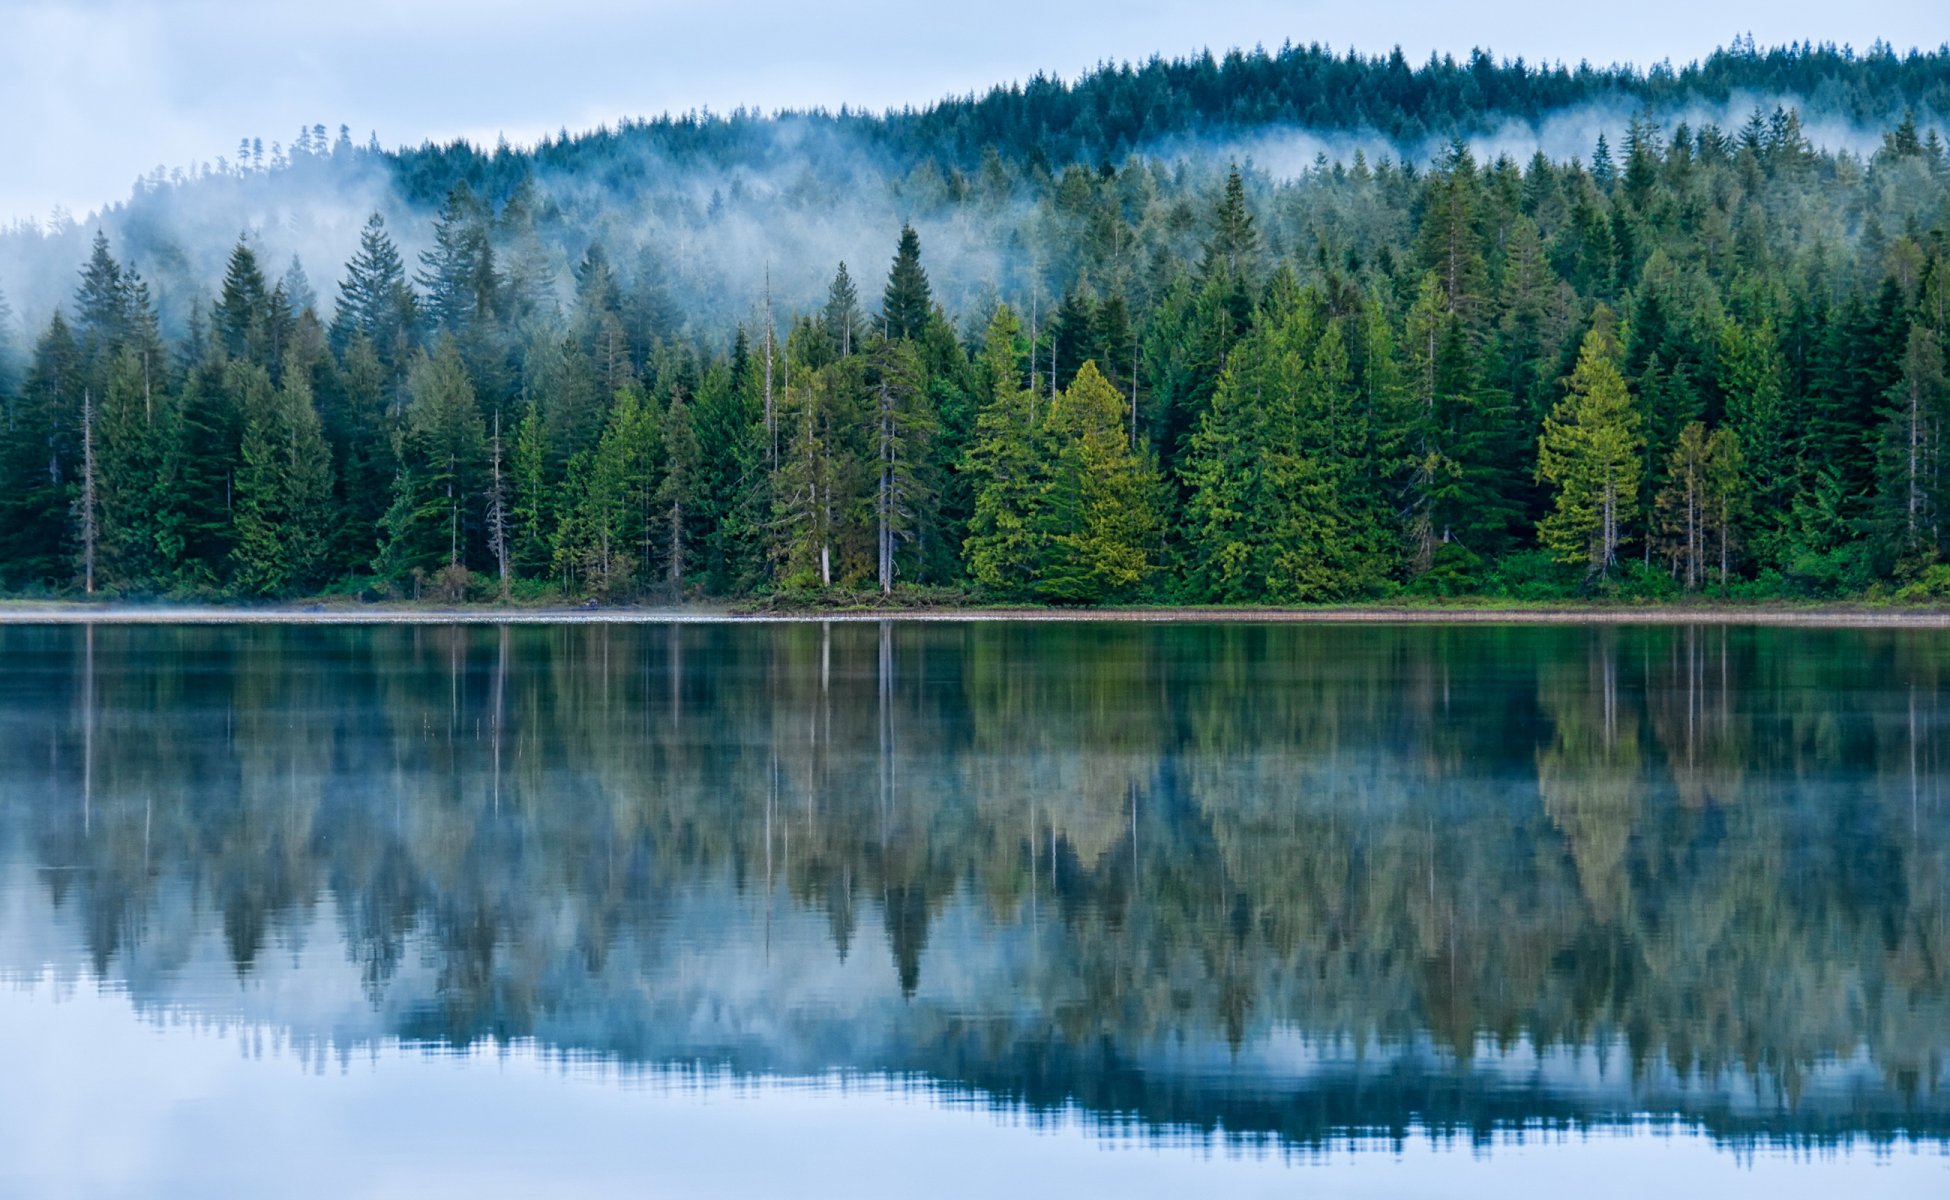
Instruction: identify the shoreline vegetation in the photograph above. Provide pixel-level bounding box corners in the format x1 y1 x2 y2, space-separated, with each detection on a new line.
3 50 1949 613
7 597 1950 626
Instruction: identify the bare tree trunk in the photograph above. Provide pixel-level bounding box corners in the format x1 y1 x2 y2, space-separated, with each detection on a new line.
79 389 97 595
878 380 894 595
764 267 777 468
487 411 511 598
668 497 682 591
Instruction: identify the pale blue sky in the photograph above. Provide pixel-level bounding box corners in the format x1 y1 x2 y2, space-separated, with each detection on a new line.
2 0 1943 222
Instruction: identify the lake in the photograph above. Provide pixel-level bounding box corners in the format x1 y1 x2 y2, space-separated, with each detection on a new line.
2 620 1947 1197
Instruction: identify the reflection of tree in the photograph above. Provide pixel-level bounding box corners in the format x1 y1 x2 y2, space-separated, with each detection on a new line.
3 621 1949 1149
1536 631 1643 924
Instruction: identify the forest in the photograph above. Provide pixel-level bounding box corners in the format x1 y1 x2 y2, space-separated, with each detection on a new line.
1 42 1950 604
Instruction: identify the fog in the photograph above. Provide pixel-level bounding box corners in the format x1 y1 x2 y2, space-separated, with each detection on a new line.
0 89 1939 353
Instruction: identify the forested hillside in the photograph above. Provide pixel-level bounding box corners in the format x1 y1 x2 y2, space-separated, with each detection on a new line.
2 42 1949 603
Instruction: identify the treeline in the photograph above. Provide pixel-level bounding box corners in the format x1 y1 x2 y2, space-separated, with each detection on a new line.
3 106 1950 602
386 37 1950 203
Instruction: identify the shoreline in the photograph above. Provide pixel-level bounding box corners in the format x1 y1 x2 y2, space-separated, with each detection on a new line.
5 602 1950 628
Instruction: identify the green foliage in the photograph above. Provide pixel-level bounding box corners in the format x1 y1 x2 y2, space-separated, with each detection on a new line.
1035 362 1165 603
1537 316 1643 578
9 87 1950 604
377 342 485 581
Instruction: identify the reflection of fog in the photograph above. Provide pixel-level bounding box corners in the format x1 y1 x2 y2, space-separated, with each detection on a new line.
1 621 1947 1150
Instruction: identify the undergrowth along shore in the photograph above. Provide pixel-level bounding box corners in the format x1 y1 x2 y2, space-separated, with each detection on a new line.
9 592 1950 626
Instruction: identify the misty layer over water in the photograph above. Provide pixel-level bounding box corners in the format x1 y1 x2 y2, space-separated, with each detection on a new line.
1 621 1948 1173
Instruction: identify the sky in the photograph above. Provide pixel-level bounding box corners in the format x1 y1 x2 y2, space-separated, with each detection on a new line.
1 0 1944 223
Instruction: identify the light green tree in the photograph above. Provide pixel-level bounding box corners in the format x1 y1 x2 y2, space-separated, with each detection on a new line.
1037 361 1165 602
1538 317 1642 577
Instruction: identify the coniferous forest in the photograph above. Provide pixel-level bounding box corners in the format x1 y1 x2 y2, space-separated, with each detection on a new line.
3 42 1950 604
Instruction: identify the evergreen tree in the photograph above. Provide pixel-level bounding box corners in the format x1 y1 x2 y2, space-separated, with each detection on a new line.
417 182 499 335
1035 362 1164 602
823 262 865 357
1718 316 1794 567
881 225 932 342
96 347 181 591
0 313 80 587
1654 422 1743 589
1538 317 1643 577
74 231 128 350
871 336 935 593
1184 294 1391 601
332 213 418 366
1202 166 1257 283
655 383 701 591
510 399 551 578
378 342 486 584
1876 322 1949 569
963 306 1045 595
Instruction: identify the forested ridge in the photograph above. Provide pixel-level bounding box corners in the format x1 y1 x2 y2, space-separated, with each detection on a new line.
4 42 1950 603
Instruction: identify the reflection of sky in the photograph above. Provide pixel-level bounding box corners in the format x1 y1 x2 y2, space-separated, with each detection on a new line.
4 979 1946 1200
5 856 1945 1167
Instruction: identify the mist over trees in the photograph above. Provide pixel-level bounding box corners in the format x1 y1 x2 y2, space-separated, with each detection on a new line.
3 42 1950 602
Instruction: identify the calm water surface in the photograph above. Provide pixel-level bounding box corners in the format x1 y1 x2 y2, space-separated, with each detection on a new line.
2 620 1948 1197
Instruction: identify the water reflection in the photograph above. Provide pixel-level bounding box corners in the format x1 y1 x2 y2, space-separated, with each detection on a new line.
2 621 1947 1153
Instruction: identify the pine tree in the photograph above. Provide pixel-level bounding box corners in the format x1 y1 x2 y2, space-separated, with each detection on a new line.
486 409 511 598
76 386 97 594
1202 165 1257 282
74 231 128 351
1718 316 1794 567
97 347 181 591
1183 295 1391 601
1036 361 1164 602
871 336 934 593
378 343 486 583
228 363 287 594
881 226 932 342
1538 317 1643 577
963 306 1045 595
0 313 80 587
656 383 700 592
823 261 865 358
280 364 335 589
510 399 551 577
1654 422 1742 589
332 213 418 366
417 183 498 335
1877 322 1949 568
555 385 653 596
